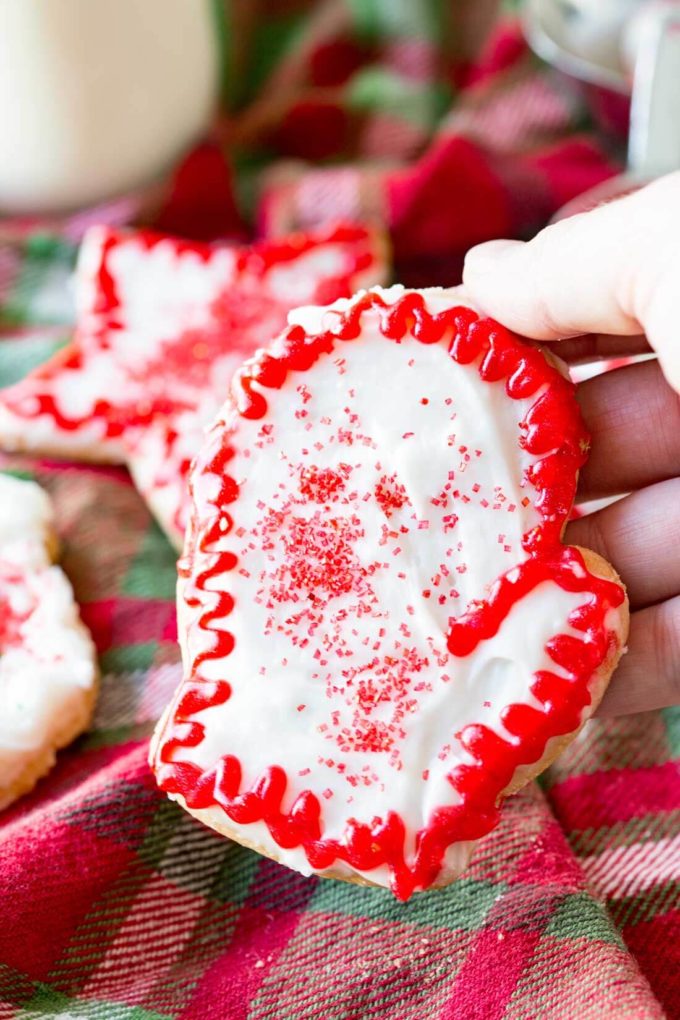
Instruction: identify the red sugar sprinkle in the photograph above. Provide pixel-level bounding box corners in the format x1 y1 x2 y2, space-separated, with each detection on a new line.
269 510 368 601
374 474 408 517
298 465 347 503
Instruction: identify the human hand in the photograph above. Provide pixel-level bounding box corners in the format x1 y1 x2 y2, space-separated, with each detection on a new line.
463 172 680 716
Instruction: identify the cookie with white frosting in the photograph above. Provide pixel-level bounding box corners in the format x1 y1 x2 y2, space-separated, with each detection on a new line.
0 225 388 546
151 286 628 899
0 474 98 810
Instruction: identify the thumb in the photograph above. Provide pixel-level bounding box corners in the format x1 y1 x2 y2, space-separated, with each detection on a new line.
462 172 680 393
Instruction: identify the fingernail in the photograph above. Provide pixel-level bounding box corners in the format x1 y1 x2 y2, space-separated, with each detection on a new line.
463 240 522 277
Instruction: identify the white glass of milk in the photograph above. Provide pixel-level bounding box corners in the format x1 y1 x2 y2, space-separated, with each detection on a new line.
0 0 220 215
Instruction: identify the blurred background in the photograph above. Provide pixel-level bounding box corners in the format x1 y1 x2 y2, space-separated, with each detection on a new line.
1 0 679 311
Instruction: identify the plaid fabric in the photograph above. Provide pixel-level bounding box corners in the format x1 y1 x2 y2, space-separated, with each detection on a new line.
0 441 674 1018
1 9 678 1019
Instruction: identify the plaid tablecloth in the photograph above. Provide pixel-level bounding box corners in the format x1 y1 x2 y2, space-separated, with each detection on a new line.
1 9 678 1019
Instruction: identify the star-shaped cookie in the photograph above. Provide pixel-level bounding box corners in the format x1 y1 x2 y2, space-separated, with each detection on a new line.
0 224 388 545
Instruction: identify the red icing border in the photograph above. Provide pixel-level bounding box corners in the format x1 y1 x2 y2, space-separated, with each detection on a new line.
154 291 624 900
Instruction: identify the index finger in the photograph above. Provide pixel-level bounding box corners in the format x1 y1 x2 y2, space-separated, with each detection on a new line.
576 359 680 500
549 333 651 365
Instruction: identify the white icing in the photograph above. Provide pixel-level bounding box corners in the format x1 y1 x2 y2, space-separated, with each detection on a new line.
0 401 121 462
265 247 352 303
126 338 264 545
128 411 208 547
0 566 96 751
167 287 612 887
0 474 97 756
0 473 54 567
92 237 236 334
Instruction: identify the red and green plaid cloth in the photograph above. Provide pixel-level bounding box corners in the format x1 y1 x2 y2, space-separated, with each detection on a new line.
1 10 678 1019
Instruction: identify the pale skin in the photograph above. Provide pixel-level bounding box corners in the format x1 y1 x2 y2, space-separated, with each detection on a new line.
463 171 680 716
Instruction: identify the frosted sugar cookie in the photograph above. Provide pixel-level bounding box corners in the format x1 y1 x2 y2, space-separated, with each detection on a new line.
151 287 628 898
0 474 98 809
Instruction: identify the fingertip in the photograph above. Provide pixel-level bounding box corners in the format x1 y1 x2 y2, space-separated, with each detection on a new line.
462 239 524 281
463 238 563 340
462 240 526 327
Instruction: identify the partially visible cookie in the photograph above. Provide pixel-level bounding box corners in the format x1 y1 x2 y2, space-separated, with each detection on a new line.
0 473 98 810
0 224 389 546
